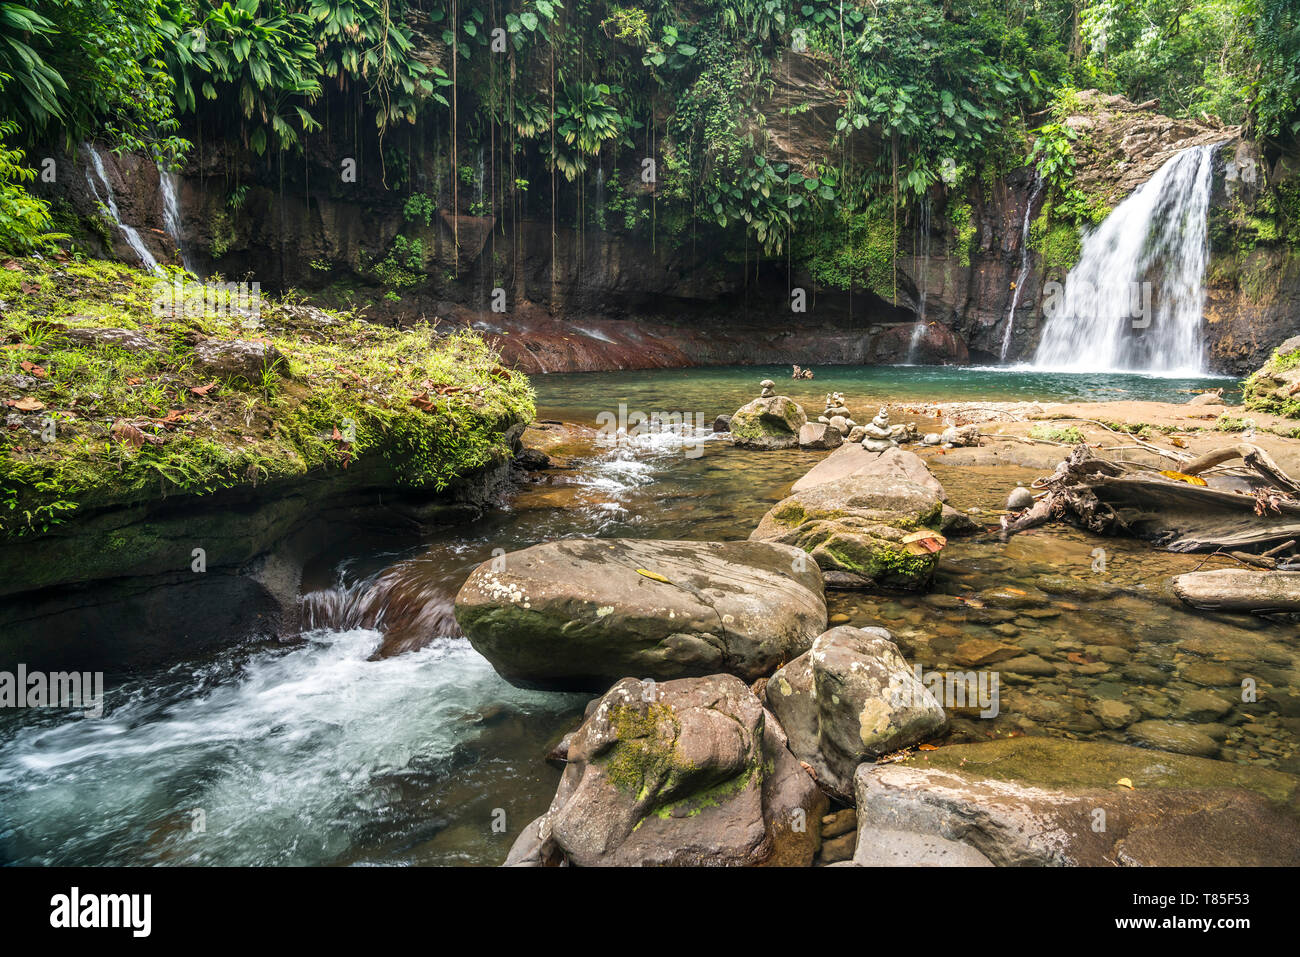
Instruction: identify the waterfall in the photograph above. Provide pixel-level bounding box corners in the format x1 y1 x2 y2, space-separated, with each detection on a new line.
1033 144 1218 375
84 144 161 274
906 197 932 363
159 169 196 274
1000 172 1044 361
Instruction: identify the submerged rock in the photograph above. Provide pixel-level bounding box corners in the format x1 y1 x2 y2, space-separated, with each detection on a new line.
729 392 808 450
751 447 946 589
504 674 827 866
765 625 947 802
853 737 1300 866
455 538 827 690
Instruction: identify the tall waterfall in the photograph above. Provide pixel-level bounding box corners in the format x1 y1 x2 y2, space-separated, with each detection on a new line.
1000 172 1044 361
84 144 161 274
1032 144 1217 375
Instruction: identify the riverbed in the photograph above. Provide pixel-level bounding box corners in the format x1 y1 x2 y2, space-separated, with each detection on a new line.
1 365 1289 867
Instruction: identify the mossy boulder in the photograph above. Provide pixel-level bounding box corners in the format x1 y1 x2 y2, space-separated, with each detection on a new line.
766 625 947 802
1243 335 1300 419
729 394 807 450
504 674 828 866
750 448 946 589
853 737 1300 866
455 538 827 690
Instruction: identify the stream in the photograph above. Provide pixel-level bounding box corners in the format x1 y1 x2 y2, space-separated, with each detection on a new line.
2 364 1289 868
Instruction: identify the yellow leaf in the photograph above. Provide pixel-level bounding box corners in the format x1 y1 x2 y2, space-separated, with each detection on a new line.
1158 470 1207 486
1116 777 1134 790
636 568 671 583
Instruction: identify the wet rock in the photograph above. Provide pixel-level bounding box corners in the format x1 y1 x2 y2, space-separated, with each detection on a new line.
62 326 164 354
1186 391 1225 406
729 393 807 450
798 421 843 450
1176 689 1236 721
952 637 1021 668
503 674 827 866
1180 661 1239 687
999 654 1059 677
752 448 946 590
1006 486 1035 510
764 625 948 802
828 612 851 624
940 504 980 535
1130 720 1222 757
1092 699 1140 729
192 337 285 381
712 414 732 433
514 447 551 470
853 737 1300 866
818 830 856 863
821 807 857 838
455 538 827 690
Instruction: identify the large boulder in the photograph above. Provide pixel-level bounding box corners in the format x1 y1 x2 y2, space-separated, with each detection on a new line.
504 674 828 866
455 538 827 690
853 737 1300 866
751 448 945 589
765 625 947 801
729 394 807 450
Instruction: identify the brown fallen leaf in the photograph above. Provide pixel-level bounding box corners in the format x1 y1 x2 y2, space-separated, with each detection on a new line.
19 360 47 378
917 743 940 751
1158 469 1208 486
1168 435 1188 448
1117 777 1134 790
19 281 39 295
189 381 218 396
111 418 162 448
410 390 435 411
10 397 44 412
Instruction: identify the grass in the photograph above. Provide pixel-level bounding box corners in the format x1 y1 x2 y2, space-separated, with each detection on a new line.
0 256 533 538
1028 424 1085 444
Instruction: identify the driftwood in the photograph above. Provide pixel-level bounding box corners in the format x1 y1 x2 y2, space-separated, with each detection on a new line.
1000 443 1300 553
1172 570 1300 613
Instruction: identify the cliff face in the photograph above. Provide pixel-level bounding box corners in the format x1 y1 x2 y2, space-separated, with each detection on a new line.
37 89 1298 375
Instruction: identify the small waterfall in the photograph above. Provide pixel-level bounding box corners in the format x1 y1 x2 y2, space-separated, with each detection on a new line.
906 197 932 364
84 144 160 273
1000 172 1044 361
159 169 196 274
1033 144 1218 374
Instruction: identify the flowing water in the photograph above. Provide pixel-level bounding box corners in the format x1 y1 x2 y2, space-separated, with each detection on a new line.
1033 144 1219 375
84 145 161 274
159 169 196 275
1 365 1289 867
1000 173 1044 361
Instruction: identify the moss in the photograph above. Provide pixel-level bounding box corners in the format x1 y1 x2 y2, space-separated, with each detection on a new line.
948 199 976 267
1028 424 1084 443
1029 209 1082 272
604 702 685 800
0 257 533 537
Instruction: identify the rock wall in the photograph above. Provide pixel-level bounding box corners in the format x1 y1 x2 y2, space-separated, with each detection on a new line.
35 92 1299 375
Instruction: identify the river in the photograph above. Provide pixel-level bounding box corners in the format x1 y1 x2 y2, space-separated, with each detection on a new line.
4 365 1289 867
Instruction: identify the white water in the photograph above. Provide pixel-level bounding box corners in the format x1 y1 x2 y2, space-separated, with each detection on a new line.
0 630 576 865
84 144 161 274
905 198 933 363
1000 173 1045 361
159 169 196 274
1033 145 1217 375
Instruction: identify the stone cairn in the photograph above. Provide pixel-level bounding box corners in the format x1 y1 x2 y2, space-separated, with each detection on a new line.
817 393 857 436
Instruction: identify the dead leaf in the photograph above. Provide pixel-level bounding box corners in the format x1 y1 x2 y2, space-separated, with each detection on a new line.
636 568 671 584
189 381 218 396
902 529 947 555
1158 470 1208 486
410 390 435 411
1116 777 1134 790
19 281 38 295
19 360 47 378
10 397 44 412
917 743 940 751
111 418 162 448
1168 435 1187 448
